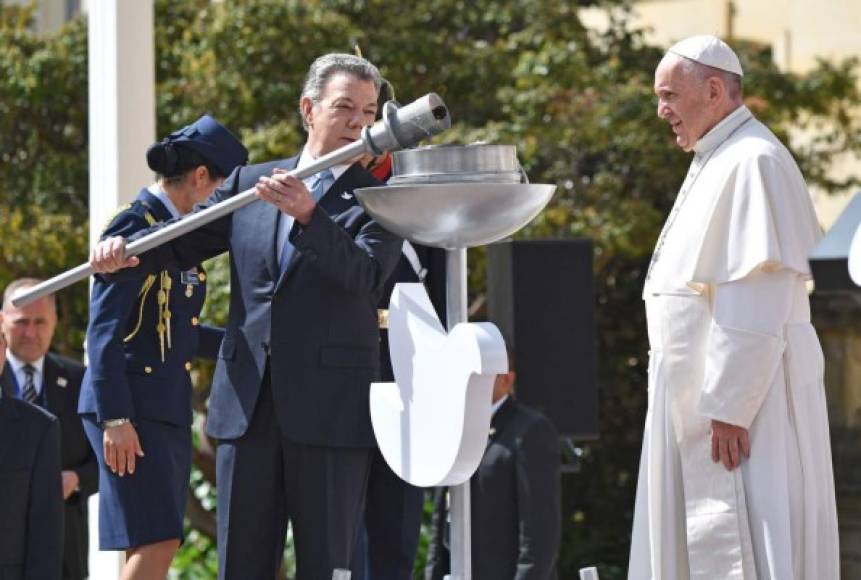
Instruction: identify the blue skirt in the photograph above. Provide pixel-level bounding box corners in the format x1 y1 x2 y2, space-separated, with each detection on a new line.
82 415 192 550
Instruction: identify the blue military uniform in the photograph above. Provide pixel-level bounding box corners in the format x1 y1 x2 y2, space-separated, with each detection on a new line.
79 189 221 549
78 115 246 550
80 188 219 425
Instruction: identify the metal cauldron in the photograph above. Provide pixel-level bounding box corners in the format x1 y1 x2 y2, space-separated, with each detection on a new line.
355 143 555 249
389 143 523 185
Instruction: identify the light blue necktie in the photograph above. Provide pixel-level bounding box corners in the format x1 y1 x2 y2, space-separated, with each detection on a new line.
278 168 334 274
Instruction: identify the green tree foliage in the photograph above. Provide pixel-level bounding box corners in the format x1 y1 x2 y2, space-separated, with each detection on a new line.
2 1 860 578
0 4 88 354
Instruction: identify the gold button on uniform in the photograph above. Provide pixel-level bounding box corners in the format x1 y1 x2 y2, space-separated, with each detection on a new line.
198 272 207 282
144 366 152 374
185 362 192 371
191 316 199 326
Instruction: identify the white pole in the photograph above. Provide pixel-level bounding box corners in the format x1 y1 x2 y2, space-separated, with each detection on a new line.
87 0 155 246
87 1 155 577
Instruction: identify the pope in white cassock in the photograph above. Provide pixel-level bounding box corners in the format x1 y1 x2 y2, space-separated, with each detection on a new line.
628 35 839 580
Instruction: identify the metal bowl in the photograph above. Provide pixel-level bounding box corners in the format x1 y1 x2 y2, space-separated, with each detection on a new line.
390 144 521 185
388 170 523 185
354 183 556 249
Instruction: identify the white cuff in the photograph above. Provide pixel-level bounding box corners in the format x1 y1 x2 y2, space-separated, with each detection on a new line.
698 323 783 429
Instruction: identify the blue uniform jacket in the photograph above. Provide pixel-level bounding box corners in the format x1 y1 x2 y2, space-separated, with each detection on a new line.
79 189 224 426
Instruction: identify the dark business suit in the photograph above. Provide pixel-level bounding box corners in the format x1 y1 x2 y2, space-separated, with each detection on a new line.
0 394 64 580
352 244 446 580
2 354 96 580
118 156 402 579
426 397 561 580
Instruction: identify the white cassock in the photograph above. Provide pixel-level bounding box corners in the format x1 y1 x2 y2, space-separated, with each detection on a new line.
628 105 840 580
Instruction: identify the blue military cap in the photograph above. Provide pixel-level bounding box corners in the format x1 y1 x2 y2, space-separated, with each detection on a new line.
164 115 248 177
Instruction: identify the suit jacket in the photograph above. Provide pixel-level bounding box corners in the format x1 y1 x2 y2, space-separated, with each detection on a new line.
80 188 223 427
426 397 561 580
3 353 97 580
0 395 64 580
116 157 402 446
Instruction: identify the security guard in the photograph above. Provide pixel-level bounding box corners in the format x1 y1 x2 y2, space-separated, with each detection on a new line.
79 115 247 579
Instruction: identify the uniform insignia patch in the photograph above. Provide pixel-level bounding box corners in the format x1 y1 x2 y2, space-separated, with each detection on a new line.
181 271 200 286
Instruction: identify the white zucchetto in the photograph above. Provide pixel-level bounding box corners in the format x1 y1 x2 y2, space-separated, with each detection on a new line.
667 35 744 77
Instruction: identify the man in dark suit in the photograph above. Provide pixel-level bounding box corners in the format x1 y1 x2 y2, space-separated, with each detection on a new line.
0 326 64 580
425 362 562 580
90 53 402 579
1 278 98 580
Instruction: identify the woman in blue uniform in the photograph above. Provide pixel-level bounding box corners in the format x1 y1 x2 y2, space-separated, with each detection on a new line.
79 115 247 578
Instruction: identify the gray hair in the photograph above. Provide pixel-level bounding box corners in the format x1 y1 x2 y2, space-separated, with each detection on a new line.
2 278 56 311
675 54 743 101
299 53 383 129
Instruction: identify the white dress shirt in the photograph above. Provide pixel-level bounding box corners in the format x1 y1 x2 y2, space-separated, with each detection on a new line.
147 183 182 219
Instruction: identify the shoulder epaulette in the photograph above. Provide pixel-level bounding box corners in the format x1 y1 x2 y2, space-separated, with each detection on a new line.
100 203 133 236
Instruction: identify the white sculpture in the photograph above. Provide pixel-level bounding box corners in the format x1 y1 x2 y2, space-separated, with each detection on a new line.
849 222 861 286
370 283 508 487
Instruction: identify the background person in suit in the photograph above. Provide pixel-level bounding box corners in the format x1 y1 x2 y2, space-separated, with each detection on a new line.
89 53 403 579
1 278 97 580
0 330 64 580
78 115 247 580
425 359 562 580
350 77 448 580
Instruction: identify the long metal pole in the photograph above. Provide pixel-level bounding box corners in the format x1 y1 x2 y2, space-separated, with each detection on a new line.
12 93 451 308
12 141 366 307
445 248 471 580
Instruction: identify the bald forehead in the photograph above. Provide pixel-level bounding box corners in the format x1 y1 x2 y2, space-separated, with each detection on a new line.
658 51 683 71
656 53 689 77
656 53 742 99
654 53 687 91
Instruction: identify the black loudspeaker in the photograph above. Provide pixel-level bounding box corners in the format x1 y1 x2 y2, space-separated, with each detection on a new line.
486 239 598 439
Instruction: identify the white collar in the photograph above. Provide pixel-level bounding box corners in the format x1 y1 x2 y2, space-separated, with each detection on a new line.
297 147 351 183
148 183 182 219
693 105 753 155
6 349 45 376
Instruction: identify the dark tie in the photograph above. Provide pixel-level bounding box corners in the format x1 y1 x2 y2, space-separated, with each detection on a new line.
278 168 334 274
21 364 37 404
